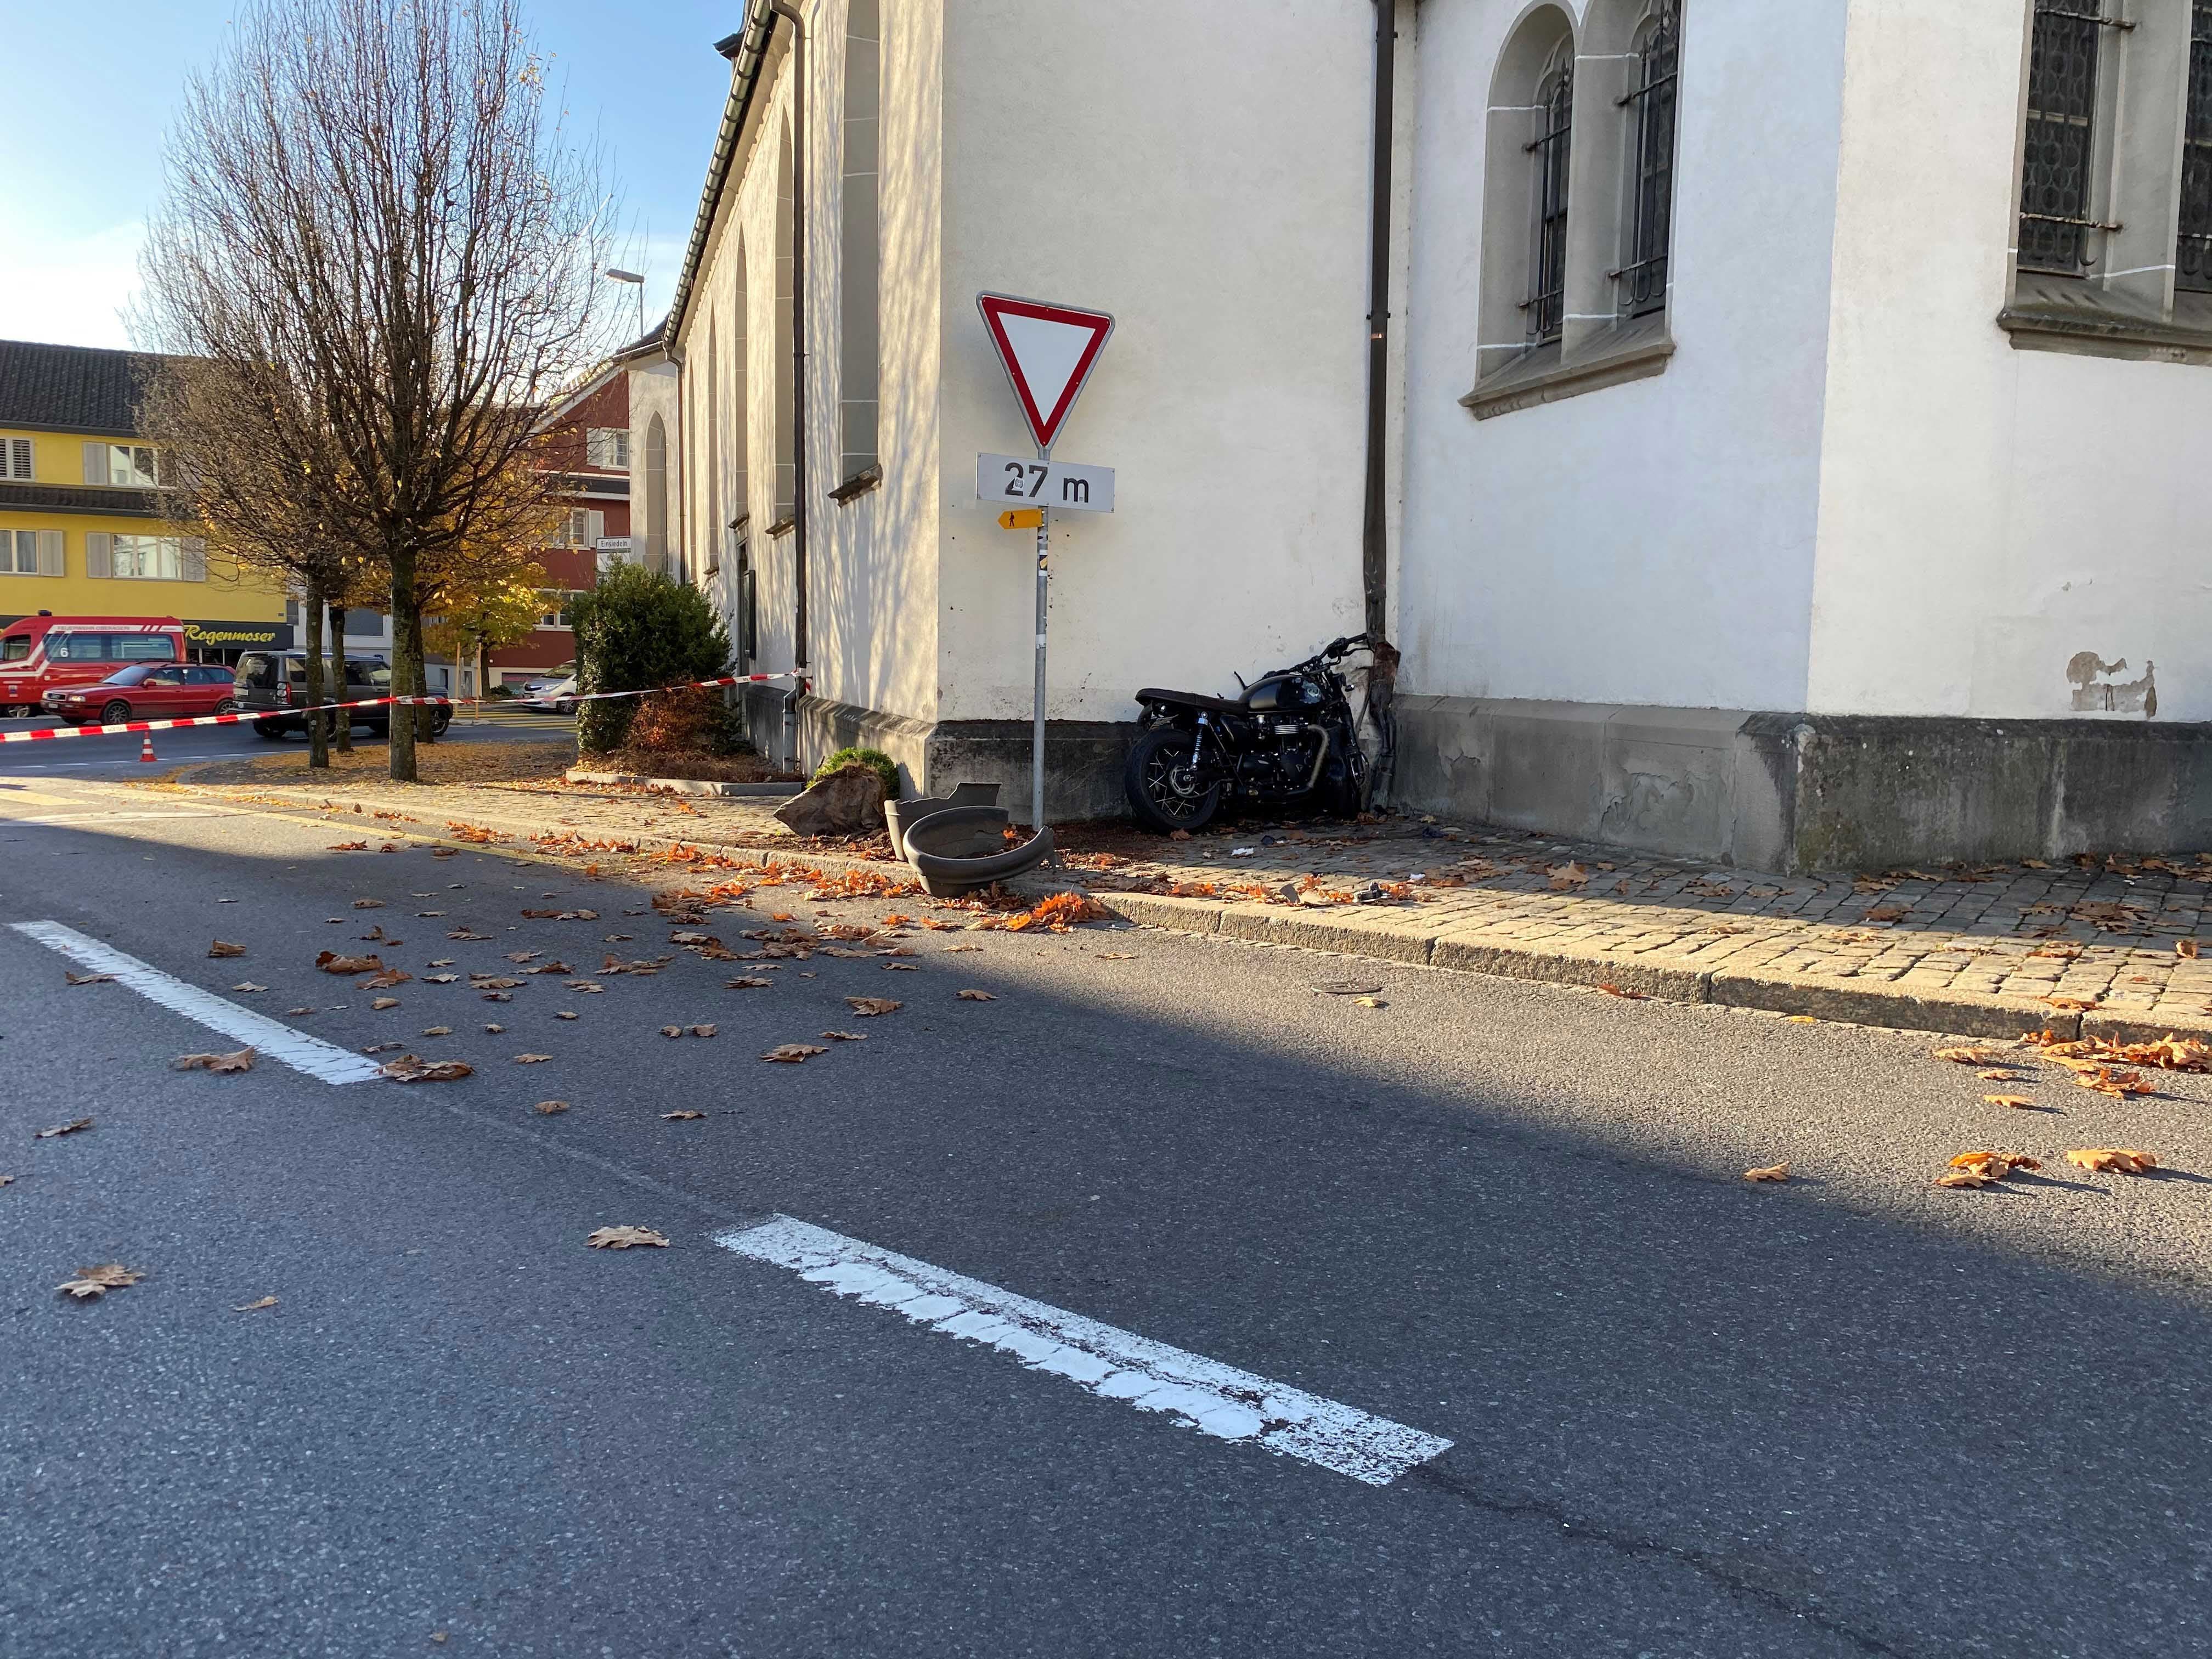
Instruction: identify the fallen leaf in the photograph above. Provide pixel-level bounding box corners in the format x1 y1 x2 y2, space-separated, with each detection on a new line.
1934 1169 2002 1188
482 991 513 1003
447 930 492 941
1314 980 1385 997
846 996 903 1016
957 989 995 1001
232 981 267 993
329 839 369 851
64 971 115 986
1094 951 1135 960
34 1118 93 1139
1598 983 1647 1000
725 977 774 989
371 997 401 1011
1933 1046 2001 1065
505 950 541 963
662 1110 707 1121
424 974 458 984
1353 996 1387 1009
420 1026 453 1037
352 898 384 910
689 1024 717 1038
1983 1094 2036 1109
2044 995 2101 1011
429 958 454 967
359 1043 401 1054
315 951 386 975
285 1007 313 1016
565 981 605 994
1942 1150 2043 1187
470 976 522 990
1976 1069 2023 1081
942 944 982 953
555 1010 579 1020
208 940 247 958
2180 939 2202 959
763 1043 829 1062
173 1048 256 1074
483 1023 505 1033
0 1175 14 1188
588 1225 669 1248
233 1296 278 1312
820 1030 867 1041
514 1053 552 1064
1742 1162 1791 1183
1863 906 1911 923
534 1100 571 1115
659 1025 682 1038
2066 1147 2159 1174
1547 862 1589 890
57 1263 144 1300
379 1056 475 1082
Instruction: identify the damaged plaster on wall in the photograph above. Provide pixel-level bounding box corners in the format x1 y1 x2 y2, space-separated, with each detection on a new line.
2067 652 2157 718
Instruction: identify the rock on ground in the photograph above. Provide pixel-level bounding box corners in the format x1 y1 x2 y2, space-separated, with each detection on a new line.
774 763 887 837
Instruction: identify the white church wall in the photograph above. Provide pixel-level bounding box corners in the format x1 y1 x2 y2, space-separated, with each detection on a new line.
932 0 1374 726
1397 0 1850 715
1807 0 2212 723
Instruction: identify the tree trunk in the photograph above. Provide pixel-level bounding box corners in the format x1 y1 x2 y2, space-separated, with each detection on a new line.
388 548 420 782
303 576 329 769
329 603 353 752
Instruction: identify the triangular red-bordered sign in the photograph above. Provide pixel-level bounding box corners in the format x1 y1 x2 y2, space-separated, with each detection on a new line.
977 292 1115 453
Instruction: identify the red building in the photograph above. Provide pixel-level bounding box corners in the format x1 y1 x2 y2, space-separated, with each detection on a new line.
486 364 633 687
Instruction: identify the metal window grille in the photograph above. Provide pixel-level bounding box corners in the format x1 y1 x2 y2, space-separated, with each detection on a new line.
1620 3 1681 318
2181 3 2212 291
2019 0 2117 274
1524 56 1574 344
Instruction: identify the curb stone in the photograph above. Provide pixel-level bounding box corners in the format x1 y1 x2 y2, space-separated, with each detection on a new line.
173 778 2205 1043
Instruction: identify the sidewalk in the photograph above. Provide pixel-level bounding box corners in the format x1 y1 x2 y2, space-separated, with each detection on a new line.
162 765 2212 1044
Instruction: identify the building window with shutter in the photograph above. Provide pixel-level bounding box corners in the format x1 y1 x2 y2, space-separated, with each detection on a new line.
97 535 204 580
2 438 32 479
2180 3 2212 291
3 529 63 574
82 443 163 487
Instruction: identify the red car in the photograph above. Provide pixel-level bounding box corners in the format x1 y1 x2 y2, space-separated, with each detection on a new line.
42 663 241 726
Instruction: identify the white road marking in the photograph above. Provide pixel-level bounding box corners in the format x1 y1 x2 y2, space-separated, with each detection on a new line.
715 1215 1453 1486
9 920 386 1085
5 811 239 826
0 751 264 771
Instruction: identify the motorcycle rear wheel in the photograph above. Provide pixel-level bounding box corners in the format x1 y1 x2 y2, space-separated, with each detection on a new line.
1125 725 1223 834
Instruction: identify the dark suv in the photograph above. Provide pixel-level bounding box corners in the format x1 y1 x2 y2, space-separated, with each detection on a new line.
232 652 452 741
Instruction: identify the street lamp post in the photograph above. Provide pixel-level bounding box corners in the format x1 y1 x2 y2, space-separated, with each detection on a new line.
603 267 646 340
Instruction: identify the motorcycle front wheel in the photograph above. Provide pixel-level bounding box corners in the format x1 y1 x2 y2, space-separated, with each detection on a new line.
1125 725 1224 834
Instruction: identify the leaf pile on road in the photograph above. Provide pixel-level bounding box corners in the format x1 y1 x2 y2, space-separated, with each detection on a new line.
173 1048 255 1074
2066 1147 2158 1174
588 1226 668 1249
57 1263 145 1300
380 1055 474 1082
1936 1150 2042 1188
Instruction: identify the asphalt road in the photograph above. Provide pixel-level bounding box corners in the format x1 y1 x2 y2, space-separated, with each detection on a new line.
3 777 2209 1657
0 710 569 777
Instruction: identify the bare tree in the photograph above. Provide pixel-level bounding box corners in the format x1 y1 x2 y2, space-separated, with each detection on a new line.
140 360 362 768
135 0 613 781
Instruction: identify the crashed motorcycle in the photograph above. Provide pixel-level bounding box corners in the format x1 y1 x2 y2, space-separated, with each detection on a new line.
1122 634 1375 834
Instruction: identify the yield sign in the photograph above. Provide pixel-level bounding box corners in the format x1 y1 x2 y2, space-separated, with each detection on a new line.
977 292 1115 454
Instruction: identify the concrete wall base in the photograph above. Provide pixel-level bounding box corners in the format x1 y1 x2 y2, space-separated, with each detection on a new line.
770 692 1137 825
1391 695 2212 872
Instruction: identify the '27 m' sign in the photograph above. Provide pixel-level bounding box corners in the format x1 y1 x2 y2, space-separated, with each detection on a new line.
976 453 1115 514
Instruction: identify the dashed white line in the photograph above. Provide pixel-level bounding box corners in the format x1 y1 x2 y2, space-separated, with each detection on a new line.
9 920 386 1085
715 1215 1454 1485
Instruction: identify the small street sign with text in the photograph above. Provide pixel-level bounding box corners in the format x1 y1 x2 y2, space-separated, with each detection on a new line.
977 453 1115 514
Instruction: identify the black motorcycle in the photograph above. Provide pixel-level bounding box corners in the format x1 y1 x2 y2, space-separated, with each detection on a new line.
1122 634 1374 834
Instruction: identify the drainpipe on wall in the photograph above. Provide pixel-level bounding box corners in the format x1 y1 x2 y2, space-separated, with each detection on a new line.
771 0 811 674
1361 0 1402 805
1362 0 1395 641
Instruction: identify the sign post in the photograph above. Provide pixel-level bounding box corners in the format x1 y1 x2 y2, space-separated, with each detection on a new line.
977 292 1115 839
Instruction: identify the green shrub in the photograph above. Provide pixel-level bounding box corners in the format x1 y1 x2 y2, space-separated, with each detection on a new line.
569 564 731 754
815 746 899 800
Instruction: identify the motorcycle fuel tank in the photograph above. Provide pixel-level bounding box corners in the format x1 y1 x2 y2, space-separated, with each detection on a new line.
1242 673 1320 714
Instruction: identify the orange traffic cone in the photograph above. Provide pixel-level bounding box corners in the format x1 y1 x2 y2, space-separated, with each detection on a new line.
139 733 157 763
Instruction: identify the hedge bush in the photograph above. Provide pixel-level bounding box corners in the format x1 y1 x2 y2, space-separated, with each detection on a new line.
814 746 900 801
569 564 731 754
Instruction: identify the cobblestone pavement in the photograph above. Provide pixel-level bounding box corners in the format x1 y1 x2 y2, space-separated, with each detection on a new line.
164 765 2212 1039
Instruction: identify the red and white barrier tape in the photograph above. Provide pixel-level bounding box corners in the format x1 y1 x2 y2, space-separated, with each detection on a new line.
0 672 803 745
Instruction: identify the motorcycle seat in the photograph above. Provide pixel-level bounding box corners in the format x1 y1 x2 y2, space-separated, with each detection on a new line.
1135 687 1249 716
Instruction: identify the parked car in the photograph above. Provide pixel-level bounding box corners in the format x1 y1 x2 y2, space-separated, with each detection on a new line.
518 675 578 715
232 652 451 740
42 662 240 726
0 615 187 717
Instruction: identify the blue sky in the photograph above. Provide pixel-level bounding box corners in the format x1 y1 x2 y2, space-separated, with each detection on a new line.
0 1 742 350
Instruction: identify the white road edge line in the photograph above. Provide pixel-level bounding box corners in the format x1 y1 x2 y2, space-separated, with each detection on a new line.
714 1215 1453 1486
8 920 386 1086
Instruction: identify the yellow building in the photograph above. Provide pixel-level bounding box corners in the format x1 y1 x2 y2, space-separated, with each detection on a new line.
0 338 291 661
